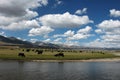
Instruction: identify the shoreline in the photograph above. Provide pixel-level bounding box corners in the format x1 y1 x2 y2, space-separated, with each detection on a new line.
32 58 120 62
0 58 120 62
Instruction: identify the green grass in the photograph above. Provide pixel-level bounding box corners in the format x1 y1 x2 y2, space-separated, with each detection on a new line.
0 48 119 60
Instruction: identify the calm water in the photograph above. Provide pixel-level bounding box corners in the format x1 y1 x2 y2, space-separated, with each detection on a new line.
0 61 120 80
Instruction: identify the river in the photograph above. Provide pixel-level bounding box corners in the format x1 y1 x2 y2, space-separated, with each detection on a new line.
0 61 120 80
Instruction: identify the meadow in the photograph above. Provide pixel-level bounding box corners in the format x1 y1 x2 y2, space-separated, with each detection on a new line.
0 48 119 60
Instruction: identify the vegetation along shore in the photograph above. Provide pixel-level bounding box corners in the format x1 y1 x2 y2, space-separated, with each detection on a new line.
0 48 120 61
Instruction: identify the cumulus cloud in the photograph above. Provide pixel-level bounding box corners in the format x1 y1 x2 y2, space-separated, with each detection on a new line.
54 38 62 42
75 8 87 15
0 0 48 17
0 31 4 35
0 20 40 30
110 9 120 17
16 37 27 41
77 26 92 34
0 0 48 30
53 38 63 44
53 26 93 40
68 26 92 40
39 12 93 28
97 19 120 29
85 39 108 48
64 30 75 37
43 38 51 43
63 41 80 46
86 38 120 48
0 9 38 26
95 29 103 34
30 38 38 43
68 34 90 40
96 19 120 35
28 26 54 36
94 19 120 48
22 9 38 20
53 30 75 38
53 38 80 46
102 34 120 43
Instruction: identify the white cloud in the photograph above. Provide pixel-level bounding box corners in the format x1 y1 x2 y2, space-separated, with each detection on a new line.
54 38 62 42
0 0 48 17
67 26 92 40
39 0 48 6
39 12 93 28
16 37 27 41
95 29 103 34
86 38 120 48
41 26 93 47
68 33 91 40
44 38 51 43
16 37 22 40
77 26 92 34
94 19 120 48
0 0 48 30
43 38 63 45
0 31 4 35
96 19 120 35
24 20 40 28
0 20 40 30
97 19 120 29
63 41 80 46
28 26 54 36
110 9 120 17
53 34 63 38
75 8 87 15
53 26 93 41
0 16 17 26
30 38 38 43
64 30 75 37
85 39 107 48
22 9 38 20
0 10 38 26
53 30 75 38
101 34 120 43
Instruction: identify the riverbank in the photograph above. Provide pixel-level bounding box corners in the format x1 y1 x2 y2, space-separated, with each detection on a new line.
32 58 120 62
0 58 120 62
0 48 120 62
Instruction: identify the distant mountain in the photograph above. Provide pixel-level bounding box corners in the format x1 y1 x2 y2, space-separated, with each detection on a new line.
0 35 60 48
1 35 119 50
0 35 84 49
0 35 33 47
33 41 60 49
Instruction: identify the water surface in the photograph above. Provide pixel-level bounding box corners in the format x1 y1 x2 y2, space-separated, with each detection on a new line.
0 61 120 80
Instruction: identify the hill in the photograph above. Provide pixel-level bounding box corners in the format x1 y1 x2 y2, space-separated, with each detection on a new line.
0 35 33 48
0 35 60 48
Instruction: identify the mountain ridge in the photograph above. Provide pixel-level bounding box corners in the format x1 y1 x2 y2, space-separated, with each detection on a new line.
0 35 60 48
0 35 33 47
0 35 120 50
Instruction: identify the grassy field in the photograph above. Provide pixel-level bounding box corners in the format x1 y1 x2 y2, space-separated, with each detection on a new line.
0 48 119 60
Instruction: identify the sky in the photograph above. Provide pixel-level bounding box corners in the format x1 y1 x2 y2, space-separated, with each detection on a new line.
0 0 120 48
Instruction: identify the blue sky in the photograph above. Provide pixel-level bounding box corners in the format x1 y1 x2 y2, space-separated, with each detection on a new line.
0 0 120 48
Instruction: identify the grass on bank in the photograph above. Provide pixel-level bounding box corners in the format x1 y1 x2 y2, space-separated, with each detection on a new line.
0 48 119 60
